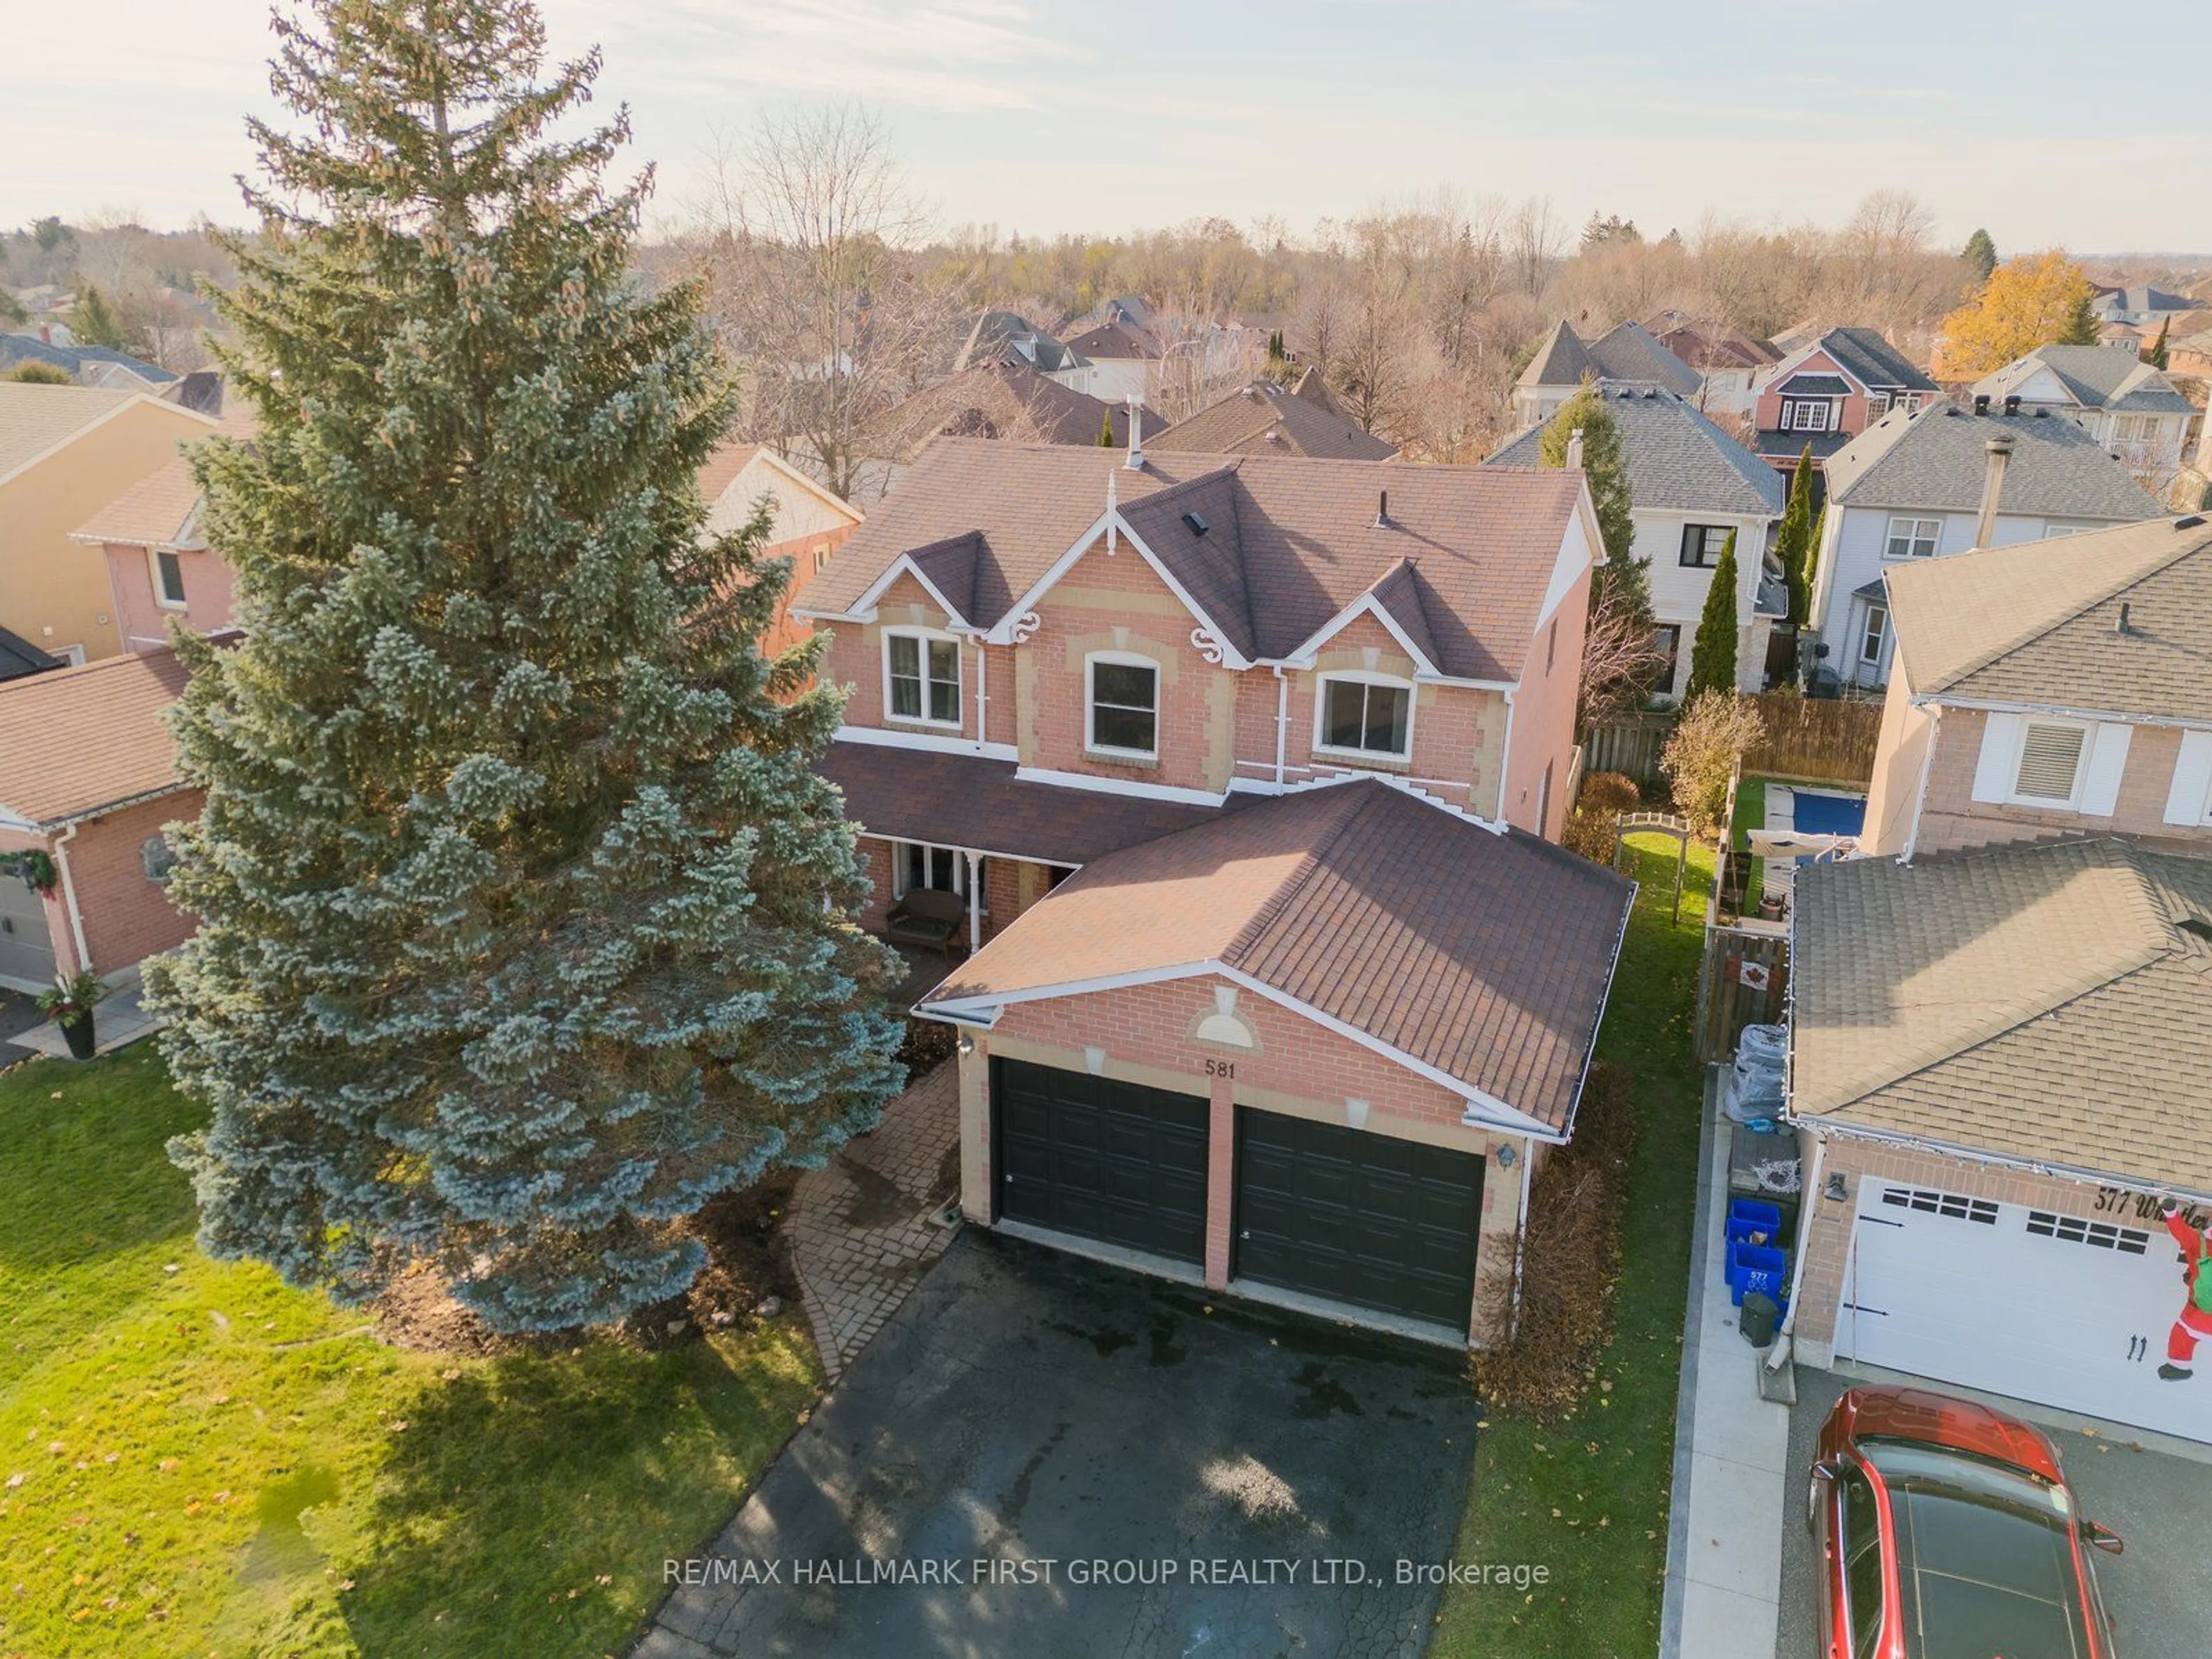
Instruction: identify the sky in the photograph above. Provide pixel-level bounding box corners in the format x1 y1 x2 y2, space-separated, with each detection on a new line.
7 1 2211 254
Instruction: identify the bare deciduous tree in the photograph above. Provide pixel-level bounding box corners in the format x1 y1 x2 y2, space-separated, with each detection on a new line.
690 104 961 503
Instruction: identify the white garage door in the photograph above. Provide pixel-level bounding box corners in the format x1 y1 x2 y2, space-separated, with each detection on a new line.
1842 1178 2210 1444
0 874 56 993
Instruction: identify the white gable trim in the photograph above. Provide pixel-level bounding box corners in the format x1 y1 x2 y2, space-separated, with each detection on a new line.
1281 589 1440 676
984 508 1250 666
918 957 1569 1141
838 552 976 630
1535 488 1602 632
741 447 863 528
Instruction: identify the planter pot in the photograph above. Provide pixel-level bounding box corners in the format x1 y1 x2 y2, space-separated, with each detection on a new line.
61 1012 96 1060
1758 897 1785 921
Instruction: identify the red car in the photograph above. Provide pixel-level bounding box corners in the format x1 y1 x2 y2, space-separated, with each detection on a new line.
1809 1385 2124 1658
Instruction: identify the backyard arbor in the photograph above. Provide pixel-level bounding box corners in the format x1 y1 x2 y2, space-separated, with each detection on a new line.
153 0 905 1332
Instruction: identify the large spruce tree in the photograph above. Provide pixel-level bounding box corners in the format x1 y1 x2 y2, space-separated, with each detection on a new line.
153 0 905 1332
1774 445 1817 627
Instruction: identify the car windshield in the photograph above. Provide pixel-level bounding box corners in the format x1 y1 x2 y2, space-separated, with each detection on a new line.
1858 1439 2093 1659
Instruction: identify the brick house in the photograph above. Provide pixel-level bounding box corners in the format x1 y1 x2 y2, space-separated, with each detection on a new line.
794 435 1635 1343
1860 516 2212 859
1787 514 2212 1442
1786 840 2212 1444
1747 326 1938 480
0 649 199 993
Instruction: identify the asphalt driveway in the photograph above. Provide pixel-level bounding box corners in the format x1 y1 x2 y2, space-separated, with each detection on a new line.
1776 1367 2209 1658
641 1230 1482 1659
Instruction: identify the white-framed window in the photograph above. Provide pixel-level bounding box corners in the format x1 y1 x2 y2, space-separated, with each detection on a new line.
1315 671 1414 760
1858 604 1888 672
52 643 86 667
2041 524 2080 539
1865 392 1891 418
149 547 187 610
2009 719 2090 807
1085 652 1159 759
1784 399 1832 432
892 842 986 912
1651 624 1683 692
1883 516 1941 560
2115 415 2159 445
882 628 961 727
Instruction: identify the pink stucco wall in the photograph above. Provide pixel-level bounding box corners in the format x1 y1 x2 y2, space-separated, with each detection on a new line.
1753 346 1872 439
101 541 237 655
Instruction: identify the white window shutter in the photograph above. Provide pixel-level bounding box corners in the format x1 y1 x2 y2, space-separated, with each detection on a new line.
1970 712 2024 803
2164 730 2212 825
2080 723 2133 816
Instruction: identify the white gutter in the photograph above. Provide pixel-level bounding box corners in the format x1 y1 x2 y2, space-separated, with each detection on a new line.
52 821 92 975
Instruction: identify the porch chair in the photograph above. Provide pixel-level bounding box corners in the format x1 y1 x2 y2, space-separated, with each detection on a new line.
885 886 966 956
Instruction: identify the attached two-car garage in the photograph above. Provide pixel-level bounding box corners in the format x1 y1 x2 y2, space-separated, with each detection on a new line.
990 1058 1486 1336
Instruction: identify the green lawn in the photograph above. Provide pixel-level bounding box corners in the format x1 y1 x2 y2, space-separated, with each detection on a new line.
0 1045 819 1659
1431 833 1714 1657
1730 775 1767 908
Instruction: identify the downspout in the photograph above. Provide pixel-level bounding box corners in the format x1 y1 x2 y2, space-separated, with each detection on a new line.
1899 703 1941 864
965 850 983 954
1271 665 1289 787
1775 1130 1825 1340
1507 1137 1535 1333
52 820 92 976
1494 688 1517 825
973 637 988 753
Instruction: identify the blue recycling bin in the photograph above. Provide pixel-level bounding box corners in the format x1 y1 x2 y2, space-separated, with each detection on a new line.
1730 1243 1788 1308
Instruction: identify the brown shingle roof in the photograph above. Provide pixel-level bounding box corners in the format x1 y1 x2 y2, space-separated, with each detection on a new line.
886 362 1136 450
800 440 1584 683
1887 516 2212 720
695 440 761 504
71 455 203 548
0 382 138 482
923 781 1634 1130
0 647 189 828
1789 838 2212 1195
1147 382 1397 462
819 742 1218 865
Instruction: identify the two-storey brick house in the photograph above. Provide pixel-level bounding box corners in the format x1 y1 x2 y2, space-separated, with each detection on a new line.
794 436 1635 1344
1782 514 2212 1445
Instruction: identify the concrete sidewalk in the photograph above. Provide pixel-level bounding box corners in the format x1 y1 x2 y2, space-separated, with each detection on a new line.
10 982 161 1060
1658 1066 1794 1659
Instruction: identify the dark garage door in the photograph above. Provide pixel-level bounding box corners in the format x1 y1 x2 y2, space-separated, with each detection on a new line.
993 1058 1210 1265
1234 1111 1483 1330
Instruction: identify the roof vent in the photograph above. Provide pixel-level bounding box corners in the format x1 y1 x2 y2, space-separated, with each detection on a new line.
1181 511 1210 536
2183 917 2212 942
1375 490 1391 528
2034 407 2049 416
2003 393 2021 415
1971 394 1990 414
2175 514 2206 529
2115 601 2134 636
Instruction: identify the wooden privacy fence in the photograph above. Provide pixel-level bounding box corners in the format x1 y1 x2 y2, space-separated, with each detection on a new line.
1581 711 1673 785
1695 925 1789 1063
1740 692 1881 785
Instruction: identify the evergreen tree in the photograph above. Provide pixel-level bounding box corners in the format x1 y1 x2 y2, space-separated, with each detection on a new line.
1538 380 1649 622
1683 531 1740 704
152 0 905 1334
1774 445 1817 626
71 283 133 352
2058 287 2101 346
2146 317 2170 370
1099 405 1115 446
1961 228 1998 285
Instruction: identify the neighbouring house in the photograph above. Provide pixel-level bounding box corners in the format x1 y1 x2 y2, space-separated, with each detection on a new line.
1147 379 1397 460
1485 385 1787 698
791 434 1630 1343
1804 400 2163 689
2091 285 2206 329
0 647 200 993
1642 310 1782 422
1971 344 2196 491
955 310 1094 392
0 382 218 664
2165 325 2212 380
0 333 181 397
1511 317 1702 428
65 432 864 664
1058 300 1162 403
1748 326 1940 478
885 362 1142 454
1861 515 2212 859
1784 836 2212 1445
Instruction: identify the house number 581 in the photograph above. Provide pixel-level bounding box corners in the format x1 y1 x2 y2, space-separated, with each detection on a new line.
1205 1059 1235 1079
